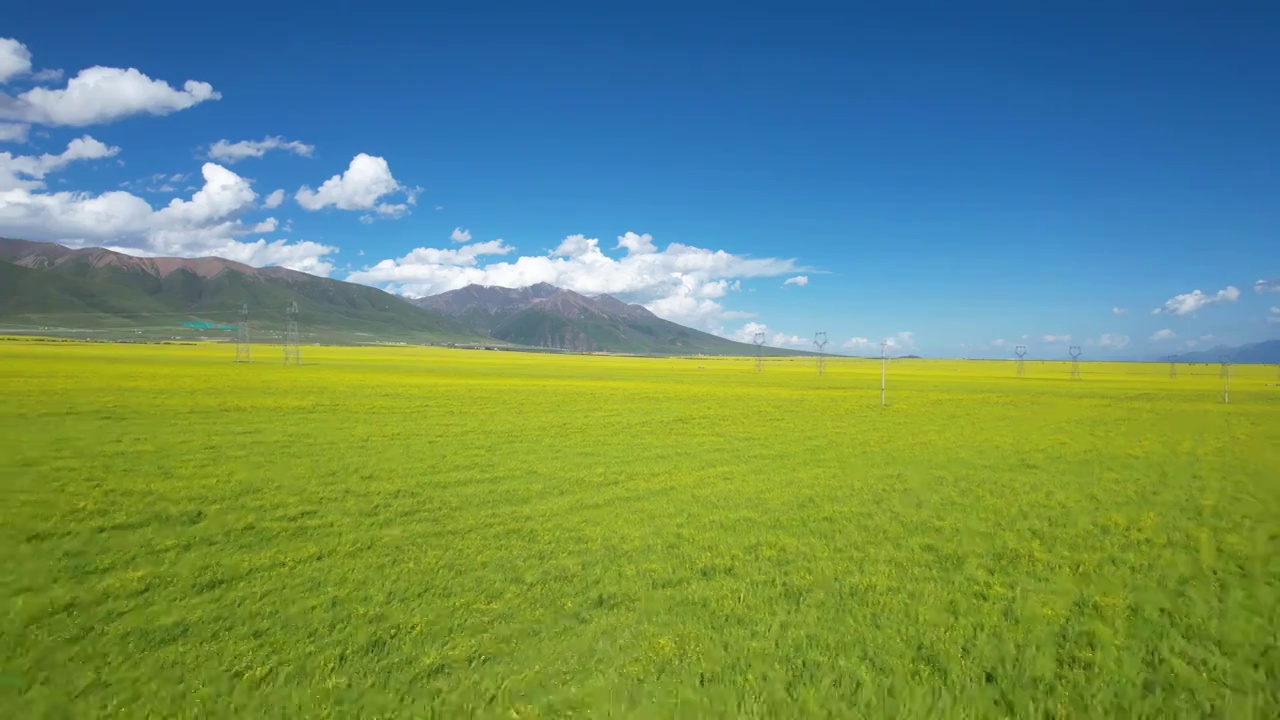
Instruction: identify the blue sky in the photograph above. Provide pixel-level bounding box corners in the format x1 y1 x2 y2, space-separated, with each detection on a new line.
2 2 1278 357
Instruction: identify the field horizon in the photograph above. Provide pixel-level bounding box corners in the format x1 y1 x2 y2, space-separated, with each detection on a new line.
2 340 1278 717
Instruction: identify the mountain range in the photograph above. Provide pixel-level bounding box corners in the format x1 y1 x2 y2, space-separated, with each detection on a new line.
412 282 800 355
0 238 804 355
1169 340 1280 365
0 237 474 343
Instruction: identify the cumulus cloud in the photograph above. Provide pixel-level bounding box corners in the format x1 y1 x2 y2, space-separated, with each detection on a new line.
0 56 219 126
347 231 802 330
1152 286 1240 315
843 332 913 353
1112 307 1127 315
450 227 471 243
210 238 338 277
207 136 314 163
0 122 28 142
1256 279 1279 294
1096 333 1130 350
770 332 809 347
616 231 657 255
262 189 285 209
0 161 335 274
0 135 119 190
991 338 1008 348
1042 334 1072 343
0 38 34 83
783 275 808 287
296 154 411 218
729 322 770 344
1149 329 1177 342
1270 307 1280 324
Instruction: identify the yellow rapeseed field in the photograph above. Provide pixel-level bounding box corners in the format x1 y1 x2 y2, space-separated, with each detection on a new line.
2 339 1278 717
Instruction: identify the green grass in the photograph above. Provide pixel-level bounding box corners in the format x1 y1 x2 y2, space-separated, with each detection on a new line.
2 340 1278 718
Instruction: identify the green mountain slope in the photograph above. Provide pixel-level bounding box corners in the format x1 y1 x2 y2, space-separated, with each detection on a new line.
415 283 815 356
0 239 482 343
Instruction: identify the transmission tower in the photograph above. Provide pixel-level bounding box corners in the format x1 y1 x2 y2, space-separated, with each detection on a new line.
752 332 766 373
880 339 888 407
283 300 301 365
234 303 251 363
814 331 829 375
1221 356 1232 403
1069 346 1082 379
1167 355 1177 379
1015 345 1027 377
1219 354 1230 380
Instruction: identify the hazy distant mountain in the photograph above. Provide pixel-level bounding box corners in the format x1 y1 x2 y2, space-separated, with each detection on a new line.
0 238 479 343
414 282 811 355
1170 340 1280 364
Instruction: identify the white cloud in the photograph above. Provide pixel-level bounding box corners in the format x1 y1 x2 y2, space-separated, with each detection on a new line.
348 231 803 330
1149 329 1177 342
771 332 809 347
249 217 278 233
0 161 335 274
1152 286 1240 315
730 322 770 344
0 135 119 191
843 332 913 353
373 202 407 218
1042 334 1072 343
262 189 285 209
0 123 28 143
450 227 471 243
207 136 314 163
0 38 34 83
783 275 808 287
296 154 409 216
1 65 219 127
1112 307 1127 315
647 275 754 329
616 231 656 255
1096 333 1130 350
991 338 1007 347
1256 279 1279 294
211 238 338 277
1270 307 1280 325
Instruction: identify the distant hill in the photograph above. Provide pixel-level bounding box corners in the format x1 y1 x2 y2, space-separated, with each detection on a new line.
1170 340 1280 365
0 238 480 343
414 282 813 355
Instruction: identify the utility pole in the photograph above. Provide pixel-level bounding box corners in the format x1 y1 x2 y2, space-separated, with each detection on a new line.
283 300 301 365
880 339 888 407
235 303 251 363
814 331 829 376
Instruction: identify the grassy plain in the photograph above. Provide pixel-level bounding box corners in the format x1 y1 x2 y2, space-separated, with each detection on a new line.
2 340 1278 718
